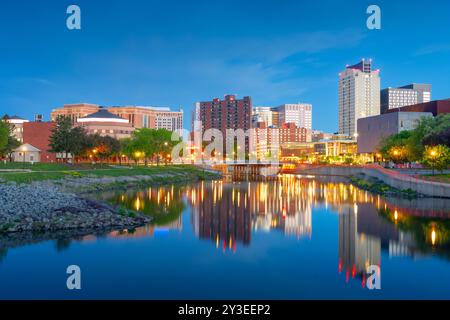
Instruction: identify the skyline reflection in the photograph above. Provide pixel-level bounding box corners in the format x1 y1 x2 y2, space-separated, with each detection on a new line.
98 176 450 262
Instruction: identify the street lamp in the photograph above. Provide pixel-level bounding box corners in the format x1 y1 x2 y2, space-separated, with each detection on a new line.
429 149 438 175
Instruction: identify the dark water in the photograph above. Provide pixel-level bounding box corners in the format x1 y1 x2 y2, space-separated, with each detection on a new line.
1 175 450 299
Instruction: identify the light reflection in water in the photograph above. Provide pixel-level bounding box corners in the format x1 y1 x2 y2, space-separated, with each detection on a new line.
94 175 450 285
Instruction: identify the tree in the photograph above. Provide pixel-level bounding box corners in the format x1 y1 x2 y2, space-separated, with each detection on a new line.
85 134 121 164
0 120 8 152
409 114 450 158
49 116 76 163
422 145 450 174
153 129 176 165
379 130 413 163
0 119 20 161
423 127 450 147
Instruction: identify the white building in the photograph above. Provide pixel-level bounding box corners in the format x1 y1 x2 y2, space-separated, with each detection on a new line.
5 115 29 142
276 103 312 130
154 107 183 134
12 144 41 163
253 106 274 127
339 59 380 137
380 84 431 114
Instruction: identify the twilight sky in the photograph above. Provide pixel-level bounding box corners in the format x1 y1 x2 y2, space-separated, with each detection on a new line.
1 0 450 132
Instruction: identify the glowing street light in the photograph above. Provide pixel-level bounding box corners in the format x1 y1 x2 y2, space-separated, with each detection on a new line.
431 229 437 246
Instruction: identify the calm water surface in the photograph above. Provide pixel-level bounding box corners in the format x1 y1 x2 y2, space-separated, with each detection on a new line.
1 175 450 299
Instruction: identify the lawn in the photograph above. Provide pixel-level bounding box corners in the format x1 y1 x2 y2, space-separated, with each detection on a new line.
0 163 214 183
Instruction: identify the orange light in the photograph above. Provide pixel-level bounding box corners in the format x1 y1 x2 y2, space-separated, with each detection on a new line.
431 229 436 246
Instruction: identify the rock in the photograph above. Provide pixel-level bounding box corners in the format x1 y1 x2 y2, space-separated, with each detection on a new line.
0 183 151 235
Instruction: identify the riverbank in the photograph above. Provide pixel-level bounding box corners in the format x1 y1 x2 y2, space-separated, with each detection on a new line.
0 165 221 235
290 164 450 198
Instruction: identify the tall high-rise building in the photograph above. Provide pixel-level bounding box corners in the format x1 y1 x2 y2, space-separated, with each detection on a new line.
338 59 380 137
196 95 252 156
380 83 431 114
197 95 252 133
276 103 312 130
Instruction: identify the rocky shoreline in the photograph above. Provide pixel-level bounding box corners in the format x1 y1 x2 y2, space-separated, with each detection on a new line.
0 169 221 236
0 183 151 235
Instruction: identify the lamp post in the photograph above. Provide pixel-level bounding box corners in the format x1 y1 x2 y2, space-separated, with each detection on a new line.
430 149 437 175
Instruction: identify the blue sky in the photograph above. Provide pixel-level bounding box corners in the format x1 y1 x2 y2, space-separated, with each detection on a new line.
1 0 450 132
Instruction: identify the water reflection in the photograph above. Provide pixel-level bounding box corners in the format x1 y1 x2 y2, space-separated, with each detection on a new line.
2 176 449 270
99 176 450 261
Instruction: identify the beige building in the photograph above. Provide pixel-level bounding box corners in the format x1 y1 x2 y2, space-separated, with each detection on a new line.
76 109 135 139
12 144 41 163
339 59 380 137
52 104 183 133
5 115 29 142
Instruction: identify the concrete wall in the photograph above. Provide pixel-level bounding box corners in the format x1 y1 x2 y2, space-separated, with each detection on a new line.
293 165 450 198
357 112 433 154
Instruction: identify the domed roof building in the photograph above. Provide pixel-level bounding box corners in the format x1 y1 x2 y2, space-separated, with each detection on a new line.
76 108 134 139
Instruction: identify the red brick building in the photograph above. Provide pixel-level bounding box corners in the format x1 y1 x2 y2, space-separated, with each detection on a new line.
197 95 252 133
23 122 57 163
386 99 450 116
196 95 252 156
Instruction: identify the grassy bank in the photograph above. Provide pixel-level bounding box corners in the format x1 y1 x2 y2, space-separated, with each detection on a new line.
349 175 419 199
0 164 220 184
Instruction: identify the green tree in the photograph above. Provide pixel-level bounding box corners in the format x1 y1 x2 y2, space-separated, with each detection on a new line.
422 145 450 174
379 130 413 163
48 116 78 163
409 114 450 158
86 134 121 164
0 120 8 152
0 119 20 161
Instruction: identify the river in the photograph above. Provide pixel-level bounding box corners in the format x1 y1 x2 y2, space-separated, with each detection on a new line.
1 175 449 299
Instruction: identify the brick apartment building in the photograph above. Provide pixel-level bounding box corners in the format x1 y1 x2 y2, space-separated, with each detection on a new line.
195 95 252 156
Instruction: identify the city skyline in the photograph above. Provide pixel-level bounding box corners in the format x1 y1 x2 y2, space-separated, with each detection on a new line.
1 0 450 132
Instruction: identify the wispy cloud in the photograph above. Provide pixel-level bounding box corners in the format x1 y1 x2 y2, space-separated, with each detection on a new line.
68 28 365 105
414 43 450 56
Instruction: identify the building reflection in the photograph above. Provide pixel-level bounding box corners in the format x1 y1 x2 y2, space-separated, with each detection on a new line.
187 181 251 252
88 175 449 263
186 176 449 261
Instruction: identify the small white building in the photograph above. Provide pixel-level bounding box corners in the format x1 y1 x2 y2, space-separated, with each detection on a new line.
12 144 41 163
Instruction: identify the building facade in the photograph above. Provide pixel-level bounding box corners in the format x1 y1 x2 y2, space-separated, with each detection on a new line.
22 122 57 163
51 103 100 124
197 95 252 156
76 109 135 140
12 144 41 163
357 111 433 154
4 115 29 142
339 59 380 137
385 99 450 116
253 122 311 160
52 104 183 132
252 106 274 127
380 84 431 114
276 103 312 130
